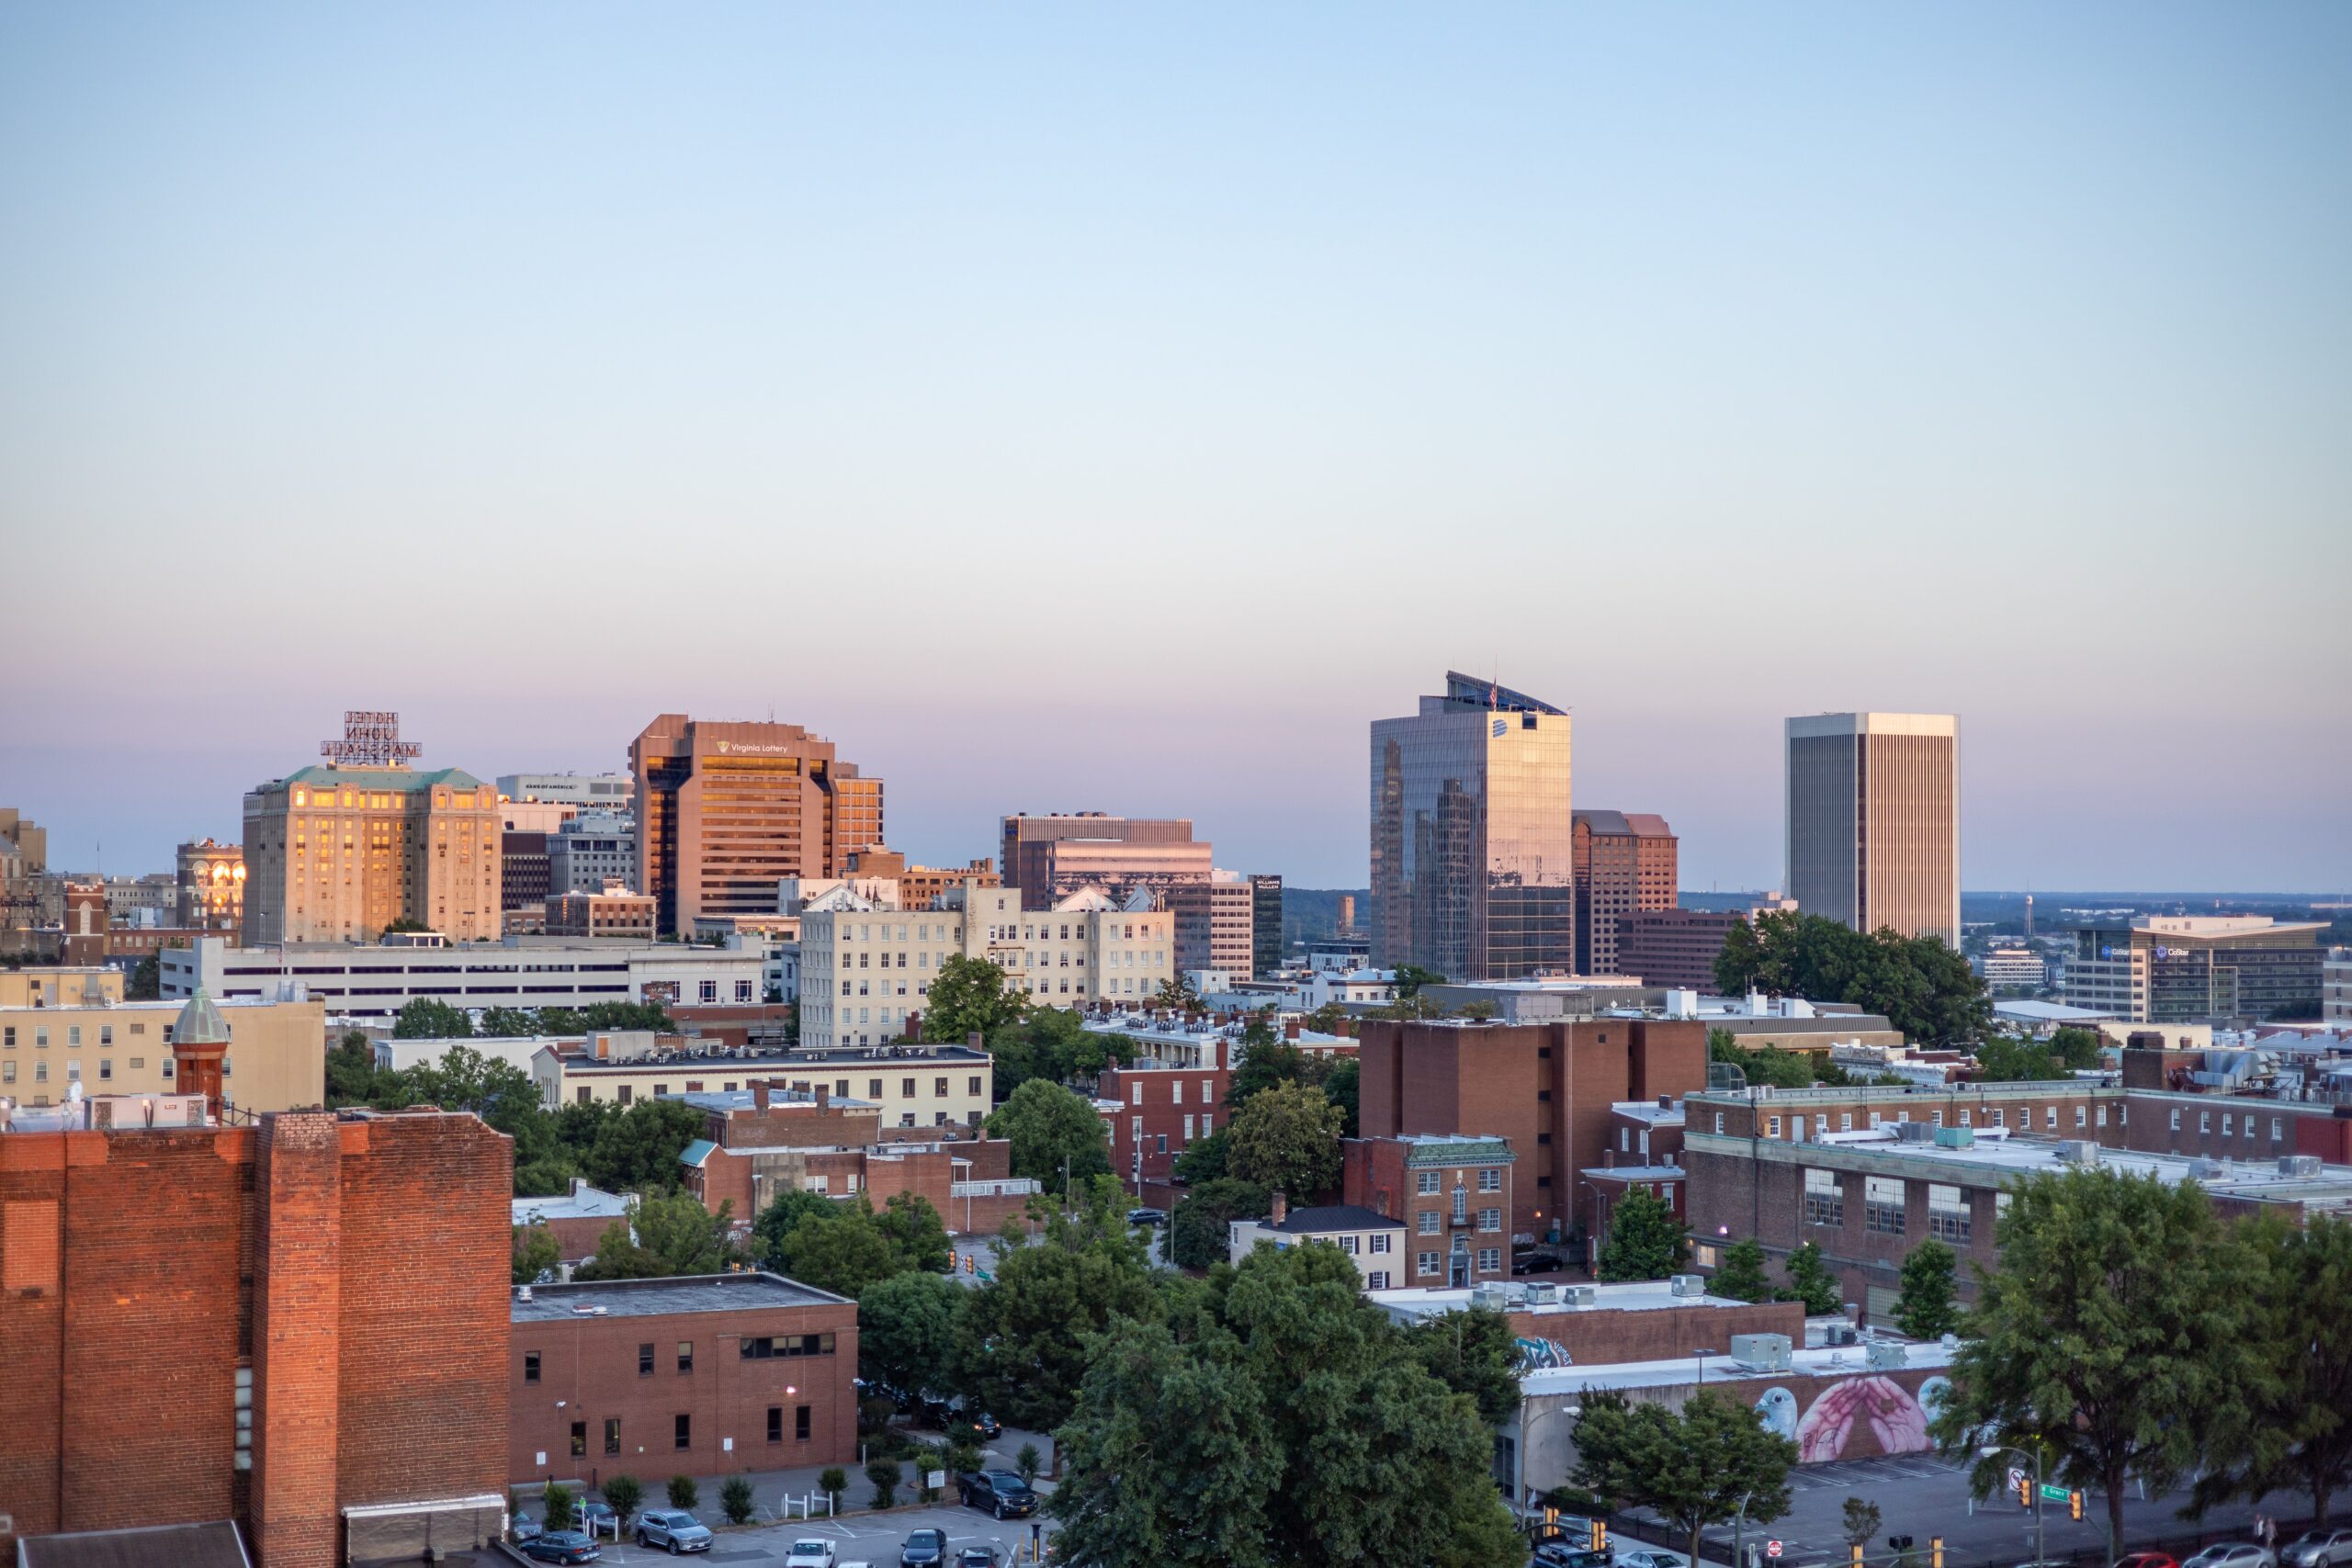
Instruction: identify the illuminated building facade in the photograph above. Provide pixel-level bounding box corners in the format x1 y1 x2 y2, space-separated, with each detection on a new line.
175 839 246 931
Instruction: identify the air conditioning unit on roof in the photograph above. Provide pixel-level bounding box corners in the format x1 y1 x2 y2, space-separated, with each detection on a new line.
1668 1274 1705 1297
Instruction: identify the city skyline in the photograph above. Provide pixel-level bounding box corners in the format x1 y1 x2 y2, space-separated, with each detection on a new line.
4 5 2347 892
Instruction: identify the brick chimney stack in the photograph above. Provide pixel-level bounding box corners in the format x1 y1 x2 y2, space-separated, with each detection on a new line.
1270 1190 1287 1226
813 1083 830 1109
751 1080 770 1113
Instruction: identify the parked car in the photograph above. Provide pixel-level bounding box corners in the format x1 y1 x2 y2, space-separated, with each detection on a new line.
1127 1207 1167 1226
2114 1554 2179 1568
1621 1551 1689 1568
956 1469 1040 1518
956 1551 999 1568
521 1530 601 1564
636 1509 714 1553
576 1500 618 1538
511 1510 542 1543
2283 1531 2352 1568
786 1542 840 1568
966 1410 1002 1439
2185 1546 2276 1568
902 1529 951 1567
1533 1548 1611 1568
1511 1252 1566 1276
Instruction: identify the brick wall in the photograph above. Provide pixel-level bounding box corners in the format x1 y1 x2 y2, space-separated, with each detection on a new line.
1100 1064 1230 1190
1509 1299 1804 1366
2120 1090 2352 1165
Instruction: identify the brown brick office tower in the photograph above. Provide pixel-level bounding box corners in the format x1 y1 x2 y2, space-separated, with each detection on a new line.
1357 1018 1705 1243
0 1110 511 1563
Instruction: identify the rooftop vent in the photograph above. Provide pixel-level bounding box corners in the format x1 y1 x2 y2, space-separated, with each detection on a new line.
2278 1155 2322 1179
2055 1140 2101 1165
1866 1341 1907 1371
1668 1274 1705 1298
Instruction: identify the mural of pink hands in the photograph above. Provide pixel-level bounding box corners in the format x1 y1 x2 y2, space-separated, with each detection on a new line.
1791 1376 1937 1462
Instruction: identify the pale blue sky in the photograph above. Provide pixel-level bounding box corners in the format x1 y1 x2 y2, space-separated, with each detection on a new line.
3 4 2346 891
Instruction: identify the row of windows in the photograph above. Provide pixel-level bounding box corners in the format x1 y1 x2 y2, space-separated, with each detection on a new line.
4 1022 154 1047
1412 1168 1505 1194
1722 1101 2123 1138
2173 1107 2290 1142
1 1057 169 1085
560 1406 813 1457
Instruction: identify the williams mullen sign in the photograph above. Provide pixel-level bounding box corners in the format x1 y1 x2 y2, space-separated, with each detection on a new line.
321 710 424 769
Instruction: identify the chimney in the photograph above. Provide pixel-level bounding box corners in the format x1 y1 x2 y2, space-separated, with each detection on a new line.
1283 1020 1301 1041
1658 1093 1672 1110
752 1080 770 1113
1270 1190 1287 1226
967 1031 984 1051
814 1083 830 1109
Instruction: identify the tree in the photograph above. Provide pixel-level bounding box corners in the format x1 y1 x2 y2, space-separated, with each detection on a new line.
126 953 161 1000
630 1190 740 1276
1714 911 1991 1045
392 998 472 1039
751 1187 837 1271
817 1467 847 1515
1709 1030 1823 1090
1928 1166 2260 1558
1842 1496 1883 1550
1169 1178 1270 1271
875 1191 953 1276
922 955 1026 1043
2191 1212 2352 1525
720 1474 755 1525
1710 1237 1773 1303
326 1032 392 1108
2048 1026 2104 1069
1169 1129 1229 1186
1393 964 1446 998
859 1270 966 1393
1597 1188 1687 1281
1226 1080 1343 1200
599 1474 643 1530
542 1483 575 1530
667 1475 698 1510
1572 1387 1796 1562
781 1201 907 1299
1014 1444 1041 1487
1972 1034 2068 1083
1319 1057 1360 1139
582 1099 707 1193
1150 976 1197 1010
1404 1305 1523 1425
984 1078 1111 1192
955 1183 1160 1435
865 1457 902 1509
478 1006 540 1038
575 1219 666 1280
513 1224 560 1285
1892 1239 1961 1339
1049 1317 1281 1568
1781 1241 1844 1315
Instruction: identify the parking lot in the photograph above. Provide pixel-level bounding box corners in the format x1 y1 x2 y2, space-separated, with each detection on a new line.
524 1499 1054 1566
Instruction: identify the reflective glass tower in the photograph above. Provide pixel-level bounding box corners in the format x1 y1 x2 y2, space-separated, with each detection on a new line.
1369 673 1573 981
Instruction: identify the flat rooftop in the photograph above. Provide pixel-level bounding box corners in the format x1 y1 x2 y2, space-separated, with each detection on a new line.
1521 1337 1958 1397
674 1089 880 1112
512 1271 849 1323
512 1185 629 1224
1370 1278 1769 1320
1611 1100 1685 1125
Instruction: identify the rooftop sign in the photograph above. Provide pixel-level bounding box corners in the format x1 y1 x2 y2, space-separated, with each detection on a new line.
322 711 423 769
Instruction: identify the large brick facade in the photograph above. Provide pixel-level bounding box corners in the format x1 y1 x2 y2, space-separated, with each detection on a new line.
1358 1019 1706 1239
1101 1062 1231 1191
0 1110 510 1562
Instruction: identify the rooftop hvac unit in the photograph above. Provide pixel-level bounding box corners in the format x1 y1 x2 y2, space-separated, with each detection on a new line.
1866 1341 1907 1371
2188 1158 2227 1180
1471 1283 1514 1311
1894 1121 1933 1143
1525 1283 1563 1305
1821 1322 1860 1347
1932 1125 1976 1149
1729 1333 1793 1372
1565 1285 1599 1307
2279 1155 2322 1179
2055 1140 2101 1165
1668 1274 1705 1298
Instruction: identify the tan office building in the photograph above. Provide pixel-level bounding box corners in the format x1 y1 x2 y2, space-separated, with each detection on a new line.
1163 878 1256 979
999 814 1211 910
0 991 326 1111
1572 810 1678 976
1785 713 1960 947
630 715 884 936
243 765 503 943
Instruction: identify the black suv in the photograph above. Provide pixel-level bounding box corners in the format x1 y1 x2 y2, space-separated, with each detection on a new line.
956 1470 1039 1519
901 1529 949 1567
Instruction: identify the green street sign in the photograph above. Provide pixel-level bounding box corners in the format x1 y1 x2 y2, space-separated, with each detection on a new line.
2039 1484 2071 1503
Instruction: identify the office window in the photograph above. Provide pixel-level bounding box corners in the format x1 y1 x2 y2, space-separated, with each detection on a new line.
869 1078 883 1098
1479 1207 1501 1232
639 1342 654 1376
571 1422 587 1458
1419 1211 1441 1235
1340 1235 1359 1255
524 1351 541 1384
1477 1168 1501 1192
967 1076 982 1096
2046 1108 2057 1129
1155 1134 1167 1154
1959 1110 1972 1127
2199 1111 2211 1134
605 1418 622 1456
768 1406 784 1443
1367 1270 1390 1289
1370 1233 1392 1254
1476 1247 1501 1272
1804 1168 1843 1227
2222 1113 2233 1137
1183 1113 1195 1141
678 1340 694 1373
2272 1118 2284 1141
1713 1112 1725 1134
1417 1251 1440 1277
1839 1112 1854 1132
2095 1106 2107 1128
699 980 718 1002
797 1404 812 1441
1766 1114 1781 1138
1928 1184 1971 1245
902 1077 915 1097
1417 1171 1440 1195
1865 1177 1905 1235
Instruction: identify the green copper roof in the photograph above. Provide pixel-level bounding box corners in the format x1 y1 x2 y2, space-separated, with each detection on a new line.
273 765 486 791
173 986 231 1045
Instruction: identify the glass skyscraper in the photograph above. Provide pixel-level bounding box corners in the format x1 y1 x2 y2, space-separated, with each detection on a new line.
1369 672 1574 981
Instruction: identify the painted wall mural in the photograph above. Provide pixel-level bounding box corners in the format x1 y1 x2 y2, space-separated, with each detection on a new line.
1747 1373 1947 1462
1516 1337 1574 1371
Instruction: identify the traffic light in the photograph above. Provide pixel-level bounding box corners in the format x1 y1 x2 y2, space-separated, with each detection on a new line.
2016 1473 2035 1508
964 1252 976 1274
1589 1521 1608 1552
1932 1537 1944 1568
2069 1491 2085 1521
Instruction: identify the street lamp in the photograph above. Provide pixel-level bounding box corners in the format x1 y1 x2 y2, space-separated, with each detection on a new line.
1981 1442 2048 1568
1518 1403 1582 1523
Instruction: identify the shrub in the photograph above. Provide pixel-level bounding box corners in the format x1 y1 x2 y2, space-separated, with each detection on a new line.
600 1473 643 1529
819 1465 848 1514
1014 1442 1042 1486
541 1483 576 1532
668 1474 699 1511
866 1456 902 1508
719 1474 755 1526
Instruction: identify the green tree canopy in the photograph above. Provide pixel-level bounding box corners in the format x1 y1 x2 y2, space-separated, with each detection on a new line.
1319 1057 1360 1139
1709 1237 1774 1303
631 1189 741 1275
875 1191 954 1277
581 1098 707 1192
1168 1177 1270 1271
751 1188 838 1271
1928 1166 2262 1556
2190 1211 2352 1526
779 1199 923 1299
1169 1127 1229 1186
1893 1239 1961 1339
1781 1240 1844 1315
858 1269 967 1395
1225 1079 1344 1200
392 998 473 1039
1714 911 1991 1044
922 955 1027 1043
1572 1387 1797 1562
1404 1305 1524 1425
954 1181 1160 1434
1597 1188 1688 1281
1223 1033 1306 1109
984 1077 1111 1192
513 1224 560 1285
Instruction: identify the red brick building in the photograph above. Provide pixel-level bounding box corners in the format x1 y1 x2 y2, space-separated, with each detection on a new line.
0 1108 510 1564
1100 1060 1231 1198
1570 810 1678 976
1615 908 1746 990
1341 1134 1517 1287
1358 1018 1707 1242
509 1273 857 1491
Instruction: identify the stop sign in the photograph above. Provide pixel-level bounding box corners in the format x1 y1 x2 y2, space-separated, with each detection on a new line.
1767 1543 1783 1558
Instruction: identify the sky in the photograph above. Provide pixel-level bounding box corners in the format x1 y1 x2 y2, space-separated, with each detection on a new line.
3 4 2347 893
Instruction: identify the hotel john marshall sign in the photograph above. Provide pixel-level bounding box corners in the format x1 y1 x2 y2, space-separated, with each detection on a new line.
321 710 424 769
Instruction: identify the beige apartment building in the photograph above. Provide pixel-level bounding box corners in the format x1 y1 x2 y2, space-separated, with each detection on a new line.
545 885 657 940
243 765 503 943
0 991 326 1111
530 1032 993 1130
631 715 885 936
799 880 1173 1048
1785 713 1960 947
0 966 125 1009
